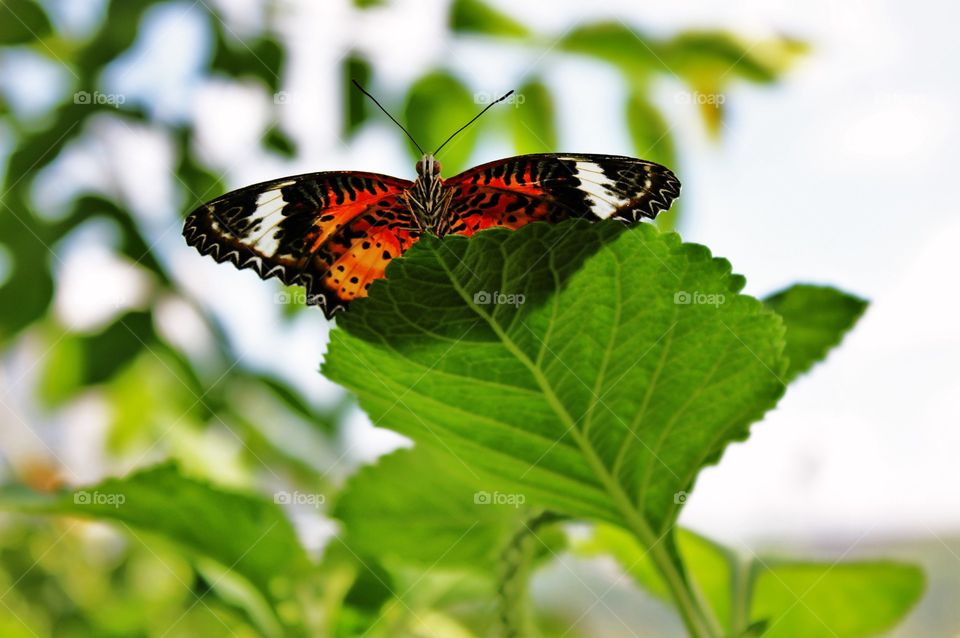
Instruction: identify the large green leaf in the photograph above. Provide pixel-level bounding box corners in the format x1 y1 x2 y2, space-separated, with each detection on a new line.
334 447 525 568
323 219 786 537
750 561 924 637
403 71 478 174
449 0 530 38
0 464 310 606
764 284 867 381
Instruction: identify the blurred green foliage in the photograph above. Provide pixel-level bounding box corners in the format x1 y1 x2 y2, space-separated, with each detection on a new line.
580 525 925 638
3 1 912 637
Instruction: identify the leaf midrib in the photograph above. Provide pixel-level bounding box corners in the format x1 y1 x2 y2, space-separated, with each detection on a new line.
431 244 657 536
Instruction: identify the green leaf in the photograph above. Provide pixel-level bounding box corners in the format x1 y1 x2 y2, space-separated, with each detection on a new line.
323 219 786 537
581 524 924 638
764 284 867 382
579 524 737 630
175 127 226 204
403 71 478 174
449 0 530 38
38 311 157 406
342 52 373 138
264 128 296 157
750 561 924 637
0 464 310 606
657 32 807 138
660 32 771 84
559 22 663 79
0 209 55 344
626 93 675 169
83 311 156 384
0 0 52 44
625 91 679 230
510 78 556 153
253 372 347 434
334 446 524 568
58 196 171 283
75 0 166 72
210 32 284 93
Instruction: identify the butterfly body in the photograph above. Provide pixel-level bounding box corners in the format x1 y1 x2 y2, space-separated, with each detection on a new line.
183 153 680 317
405 154 454 237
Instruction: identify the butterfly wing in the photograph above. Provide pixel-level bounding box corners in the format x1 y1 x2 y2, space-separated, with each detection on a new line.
442 153 680 235
182 171 417 317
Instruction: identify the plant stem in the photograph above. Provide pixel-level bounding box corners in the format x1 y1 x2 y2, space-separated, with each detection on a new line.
497 511 560 638
730 555 754 634
609 492 717 638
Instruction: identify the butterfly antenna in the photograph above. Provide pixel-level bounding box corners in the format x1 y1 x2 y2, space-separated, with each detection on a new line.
352 80 425 155
433 89 514 157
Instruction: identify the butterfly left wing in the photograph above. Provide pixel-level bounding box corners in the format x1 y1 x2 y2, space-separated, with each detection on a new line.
442 153 680 235
182 171 418 317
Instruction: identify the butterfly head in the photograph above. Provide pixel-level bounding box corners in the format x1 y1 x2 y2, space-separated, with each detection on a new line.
415 154 442 178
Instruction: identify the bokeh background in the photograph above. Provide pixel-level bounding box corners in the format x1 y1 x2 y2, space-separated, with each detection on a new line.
1 0 958 636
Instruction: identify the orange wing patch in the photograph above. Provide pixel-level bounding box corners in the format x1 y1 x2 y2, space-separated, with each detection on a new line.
325 226 417 300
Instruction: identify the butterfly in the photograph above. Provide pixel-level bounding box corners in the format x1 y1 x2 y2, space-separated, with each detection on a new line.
182 89 681 318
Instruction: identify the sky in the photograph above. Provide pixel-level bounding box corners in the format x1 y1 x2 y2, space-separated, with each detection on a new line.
4 0 959 553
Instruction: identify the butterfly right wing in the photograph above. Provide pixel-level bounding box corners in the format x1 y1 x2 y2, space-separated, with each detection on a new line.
182 171 417 317
442 153 681 235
